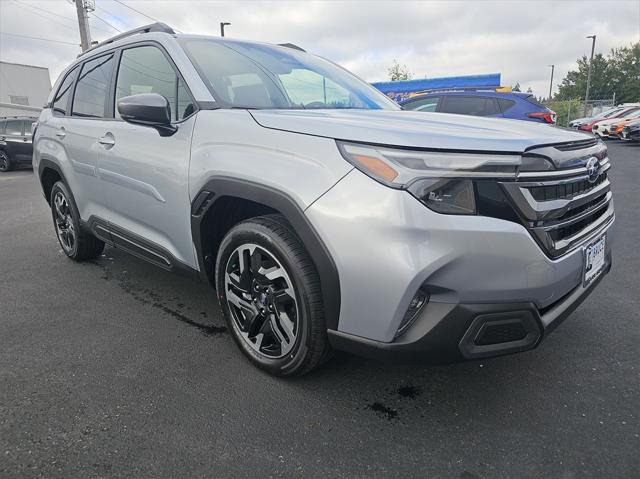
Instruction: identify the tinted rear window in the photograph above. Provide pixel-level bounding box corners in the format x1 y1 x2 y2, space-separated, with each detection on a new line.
440 96 500 116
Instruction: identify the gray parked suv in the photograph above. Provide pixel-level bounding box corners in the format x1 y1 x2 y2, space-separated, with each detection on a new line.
34 24 614 376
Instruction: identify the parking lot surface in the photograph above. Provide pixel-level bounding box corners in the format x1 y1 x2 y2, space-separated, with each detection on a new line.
1 142 638 478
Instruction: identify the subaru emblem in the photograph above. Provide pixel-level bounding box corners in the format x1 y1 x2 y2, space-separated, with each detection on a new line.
586 157 600 183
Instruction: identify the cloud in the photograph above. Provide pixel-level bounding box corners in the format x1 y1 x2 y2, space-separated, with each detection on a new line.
1 0 639 97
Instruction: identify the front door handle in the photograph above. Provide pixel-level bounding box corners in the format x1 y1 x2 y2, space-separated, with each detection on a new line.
55 128 66 139
98 133 115 147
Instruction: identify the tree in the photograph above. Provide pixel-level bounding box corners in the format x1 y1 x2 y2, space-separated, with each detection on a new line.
512 82 521 92
388 60 412 81
556 42 639 102
526 86 533 93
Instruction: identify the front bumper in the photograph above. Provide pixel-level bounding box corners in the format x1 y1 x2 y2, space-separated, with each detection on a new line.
306 168 613 360
328 254 611 363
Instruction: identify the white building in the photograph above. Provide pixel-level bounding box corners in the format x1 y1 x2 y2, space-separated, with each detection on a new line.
0 61 52 117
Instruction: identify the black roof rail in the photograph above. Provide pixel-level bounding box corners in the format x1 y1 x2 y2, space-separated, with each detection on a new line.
277 43 305 52
78 22 175 58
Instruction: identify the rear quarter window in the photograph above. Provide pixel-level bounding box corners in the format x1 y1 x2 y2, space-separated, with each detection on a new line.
403 96 440 112
524 95 546 108
498 99 516 112
52 66 79 116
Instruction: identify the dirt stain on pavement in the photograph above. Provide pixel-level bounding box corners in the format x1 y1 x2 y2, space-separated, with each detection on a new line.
90 256 227 336
396 384 422 399
367 402 399 420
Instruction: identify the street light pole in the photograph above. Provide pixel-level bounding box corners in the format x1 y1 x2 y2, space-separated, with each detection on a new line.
220 22 231 37
548 64 554 101
584 34 596 115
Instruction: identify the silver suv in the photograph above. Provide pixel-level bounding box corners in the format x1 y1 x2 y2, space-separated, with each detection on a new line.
34 24 614 376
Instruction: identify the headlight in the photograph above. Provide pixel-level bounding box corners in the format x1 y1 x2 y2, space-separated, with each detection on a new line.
336 141 553 215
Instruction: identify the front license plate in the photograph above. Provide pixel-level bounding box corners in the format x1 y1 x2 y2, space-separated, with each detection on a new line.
584 235 606 285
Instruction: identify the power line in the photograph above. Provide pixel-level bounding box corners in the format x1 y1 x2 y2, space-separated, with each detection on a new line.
10 0 112 34
112 0 159 23
90 12 123 33
95 4 135 29
0 31 80 46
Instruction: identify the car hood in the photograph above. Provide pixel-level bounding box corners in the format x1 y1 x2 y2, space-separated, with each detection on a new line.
250 109 592 152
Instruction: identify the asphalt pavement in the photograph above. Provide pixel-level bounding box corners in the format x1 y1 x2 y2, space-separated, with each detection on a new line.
1 141 638 478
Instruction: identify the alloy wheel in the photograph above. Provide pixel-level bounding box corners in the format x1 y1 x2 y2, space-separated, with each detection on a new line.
224 243 299 359
53 190 76 253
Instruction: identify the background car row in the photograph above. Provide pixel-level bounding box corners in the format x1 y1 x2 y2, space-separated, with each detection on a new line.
569 104 640 137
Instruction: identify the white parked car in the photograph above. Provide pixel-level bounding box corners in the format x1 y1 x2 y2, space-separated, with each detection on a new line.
592 108 640 138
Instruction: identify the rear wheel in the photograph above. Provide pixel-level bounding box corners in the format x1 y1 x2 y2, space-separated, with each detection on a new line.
215 215 331 376
50 181 105 261
0 151 12 172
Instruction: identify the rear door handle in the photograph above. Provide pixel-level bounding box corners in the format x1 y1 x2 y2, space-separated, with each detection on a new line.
98 134 115 148
55 128 66 139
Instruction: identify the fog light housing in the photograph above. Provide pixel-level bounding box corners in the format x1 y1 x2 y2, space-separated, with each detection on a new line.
395 288 430 338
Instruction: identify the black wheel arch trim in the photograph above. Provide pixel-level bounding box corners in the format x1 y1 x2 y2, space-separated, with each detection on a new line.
37 158 68 203
191 176 341 331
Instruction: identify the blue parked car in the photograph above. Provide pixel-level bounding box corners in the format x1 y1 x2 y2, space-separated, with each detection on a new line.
400 91 557 124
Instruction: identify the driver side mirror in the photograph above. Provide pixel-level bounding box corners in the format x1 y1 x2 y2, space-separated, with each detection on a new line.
117 93 177 137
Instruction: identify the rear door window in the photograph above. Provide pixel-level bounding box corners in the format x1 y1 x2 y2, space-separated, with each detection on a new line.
403 96 441 112
0 120 5 134
72 53 115 118
23 120 33 136
440 96 501 116
4 120 23 136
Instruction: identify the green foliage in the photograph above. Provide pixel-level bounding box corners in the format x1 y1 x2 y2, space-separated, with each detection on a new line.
546 99 583 126
388 60 412 81
555 42 640 103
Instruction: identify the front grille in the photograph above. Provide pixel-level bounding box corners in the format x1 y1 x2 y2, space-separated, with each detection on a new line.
528 172 607 201
553 138 598 151
549 204 609 242
500 142 614 258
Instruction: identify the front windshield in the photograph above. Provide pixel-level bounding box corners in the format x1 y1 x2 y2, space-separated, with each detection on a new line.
180 38 399 110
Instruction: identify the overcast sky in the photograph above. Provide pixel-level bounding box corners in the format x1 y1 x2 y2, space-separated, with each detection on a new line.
1 0 639 98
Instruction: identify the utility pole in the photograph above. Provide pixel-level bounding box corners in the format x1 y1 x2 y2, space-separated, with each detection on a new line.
584 34 596 116
548 64 554 101
73 0 92 51
220 22 231 37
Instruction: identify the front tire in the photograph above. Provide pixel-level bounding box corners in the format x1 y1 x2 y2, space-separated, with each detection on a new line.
50 181 105 261
215 215 331 376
